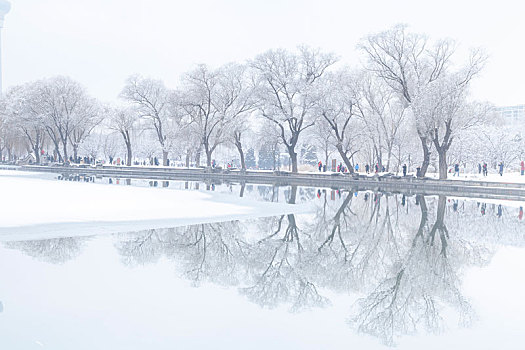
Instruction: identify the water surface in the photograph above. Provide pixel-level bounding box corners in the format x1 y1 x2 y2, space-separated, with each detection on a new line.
1 175 524 349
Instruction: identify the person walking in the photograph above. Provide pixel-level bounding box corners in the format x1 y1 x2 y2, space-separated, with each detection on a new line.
478 163 482 174
499 162 504 176
402 164 407 177
521 160 524 176
355 163 359 172
483 162 488 176
454 163 460 177
365 164 370 174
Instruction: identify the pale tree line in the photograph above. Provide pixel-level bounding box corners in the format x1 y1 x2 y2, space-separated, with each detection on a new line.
1 25 522 178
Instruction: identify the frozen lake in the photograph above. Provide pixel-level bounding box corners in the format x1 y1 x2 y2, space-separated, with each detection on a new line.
1 172 525 349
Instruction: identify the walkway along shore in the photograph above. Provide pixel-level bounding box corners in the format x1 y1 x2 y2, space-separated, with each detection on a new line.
12 165 525 201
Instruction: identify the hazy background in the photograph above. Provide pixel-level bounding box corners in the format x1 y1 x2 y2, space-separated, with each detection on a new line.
3 0 524 104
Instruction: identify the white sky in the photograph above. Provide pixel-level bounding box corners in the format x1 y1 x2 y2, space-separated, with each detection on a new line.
3 0 525 105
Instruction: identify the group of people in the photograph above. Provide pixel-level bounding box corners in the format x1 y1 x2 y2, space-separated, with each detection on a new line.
317 161 349 173
363 163 386 174
476 162 507 177
315 159 525 178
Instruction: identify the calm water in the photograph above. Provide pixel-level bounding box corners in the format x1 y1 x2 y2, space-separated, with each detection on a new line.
1 175 525 349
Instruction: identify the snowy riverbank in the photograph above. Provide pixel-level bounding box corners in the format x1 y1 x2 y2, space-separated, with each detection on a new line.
0 170 311 241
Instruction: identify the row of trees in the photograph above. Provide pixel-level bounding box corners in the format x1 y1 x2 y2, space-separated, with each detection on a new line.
1 25 522 178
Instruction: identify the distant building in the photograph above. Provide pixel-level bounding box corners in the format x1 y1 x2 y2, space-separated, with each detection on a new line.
494 105 525 125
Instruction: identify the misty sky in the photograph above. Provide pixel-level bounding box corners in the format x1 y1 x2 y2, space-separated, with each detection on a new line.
3 0 524 105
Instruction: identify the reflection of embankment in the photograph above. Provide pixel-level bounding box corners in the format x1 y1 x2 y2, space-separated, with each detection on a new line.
23 165 525 201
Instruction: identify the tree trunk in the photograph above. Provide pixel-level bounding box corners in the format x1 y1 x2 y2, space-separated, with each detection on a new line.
126 141 132 166
33 146 40 164
272 144 278 170
336 144 355 174
185 150 191 168
414 195 428 240
386 145 393 172
52 141 62 162
162 150 168 166
235 141 246 171
288 185 298 204
206 150 212 167
73 145 78 163
428 195 448 255
239 182 246 198
62 142 69 164
374 145 382 172
418 135 430 177
288 147 298 173
195 149 201 167
438 149 448 180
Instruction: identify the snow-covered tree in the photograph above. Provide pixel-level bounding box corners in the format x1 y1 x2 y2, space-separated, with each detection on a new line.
120 75 181 166
315 70 361 173
412 73 487 179
2 83 47 164
356 73 408 172
107 106 140 166
38 76 101 163
252 46 336 172
359 24 485 177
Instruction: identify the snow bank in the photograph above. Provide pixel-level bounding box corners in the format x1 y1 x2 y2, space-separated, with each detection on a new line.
0 171 311 241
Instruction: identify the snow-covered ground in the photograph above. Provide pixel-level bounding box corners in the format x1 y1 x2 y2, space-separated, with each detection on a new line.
425 171 525 183
0 170 311 241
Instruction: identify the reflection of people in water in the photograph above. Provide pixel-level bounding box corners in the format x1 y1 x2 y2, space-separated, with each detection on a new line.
519 207 523 220
481 203 486 216
317 189 321 198
401 195 406 206
453 200 458 212
497 204 502 218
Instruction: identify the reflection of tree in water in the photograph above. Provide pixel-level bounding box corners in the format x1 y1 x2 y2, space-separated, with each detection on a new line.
352 195 491 346
118 229 165 266
167 221 248 286
4 237 88 264
241 212 330 312
112 187 519 345
117 221 248 287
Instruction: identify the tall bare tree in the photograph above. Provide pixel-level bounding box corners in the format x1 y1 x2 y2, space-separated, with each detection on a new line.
217 63 258 171
38 76 100 164
108 106 140 166
360 25 459 176
252 47 336 172
315 70 360 173
2 83 47 164
120 75 178 166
